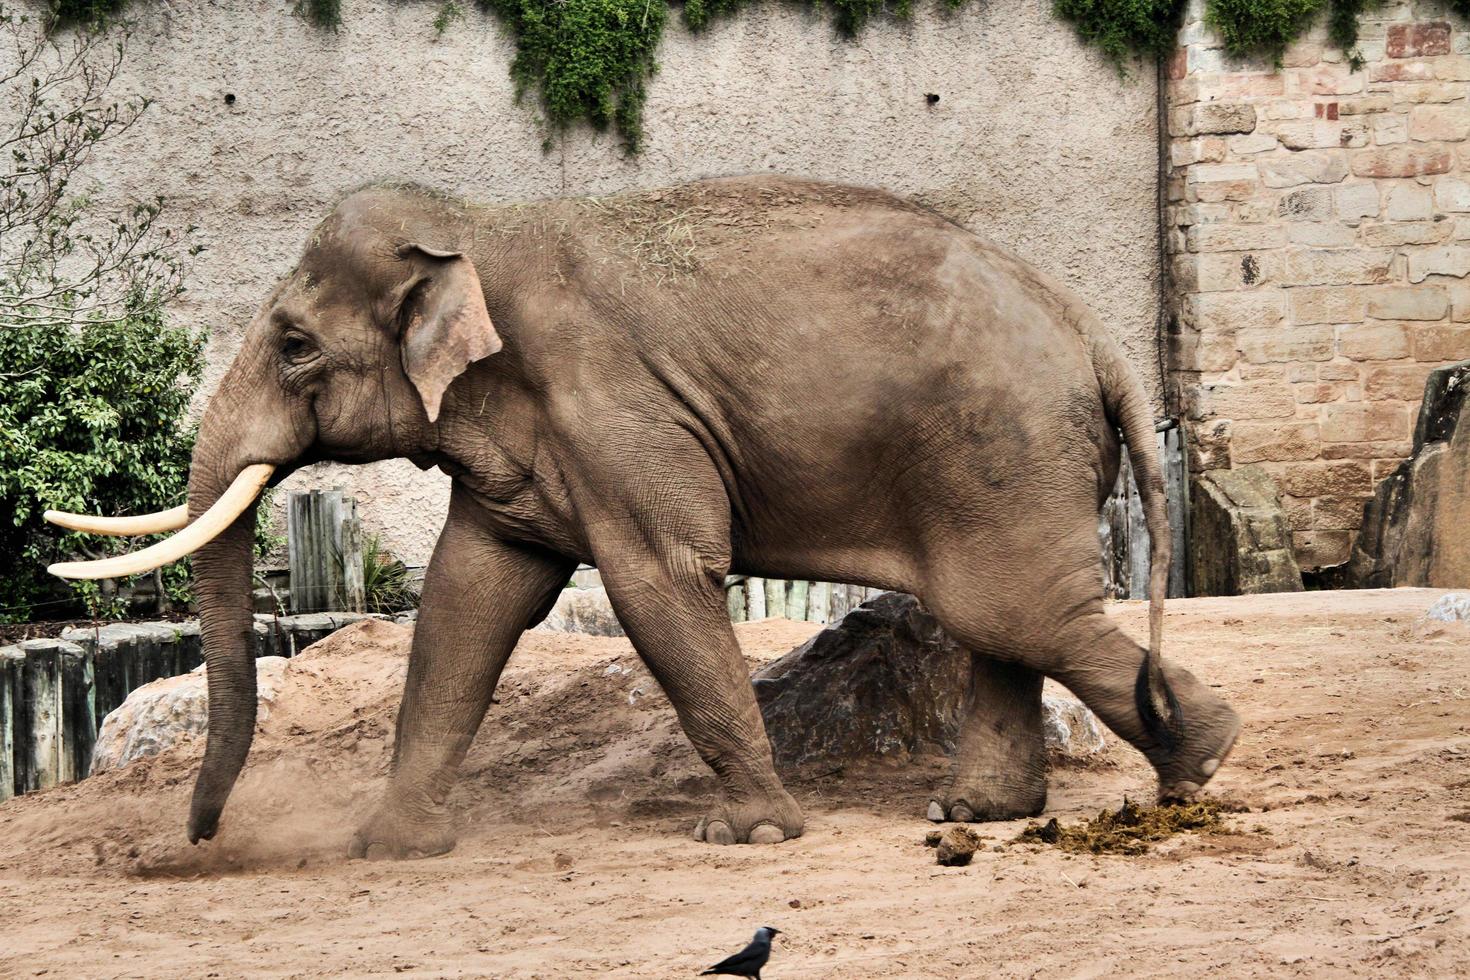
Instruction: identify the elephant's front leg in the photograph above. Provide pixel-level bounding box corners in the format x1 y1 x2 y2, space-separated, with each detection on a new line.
575 442 803 845
350 490 573 860
603 554 804 845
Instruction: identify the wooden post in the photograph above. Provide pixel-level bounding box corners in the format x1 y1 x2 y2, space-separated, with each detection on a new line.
764 579 787 621
340 498 366 613
288 489 365 613
0 646 17 801
786 580 809 621
746 578 767 620
16 642 59 793
1159 421 1189 598
807 582 830 624
727 581 747 623
1098 424 1191 601
58 643 95 783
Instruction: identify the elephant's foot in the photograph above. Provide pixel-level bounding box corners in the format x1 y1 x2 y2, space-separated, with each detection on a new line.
691 788 804 845
927 772 1046 823
348 800 457 861
1145 672 1243 802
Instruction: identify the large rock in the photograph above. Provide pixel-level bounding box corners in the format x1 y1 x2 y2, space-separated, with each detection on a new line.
89 658 290 774
1350 360 1470 588
534 586 625 637
1189 465 1304 595
753 591 1103 770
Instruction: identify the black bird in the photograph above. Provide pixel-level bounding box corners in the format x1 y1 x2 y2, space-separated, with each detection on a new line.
700 926 781 979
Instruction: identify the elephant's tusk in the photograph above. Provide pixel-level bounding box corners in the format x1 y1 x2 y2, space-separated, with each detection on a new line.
43 504 190 536
48 465 275 580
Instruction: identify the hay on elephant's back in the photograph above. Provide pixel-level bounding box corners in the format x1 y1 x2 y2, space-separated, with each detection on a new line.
578 183 841 284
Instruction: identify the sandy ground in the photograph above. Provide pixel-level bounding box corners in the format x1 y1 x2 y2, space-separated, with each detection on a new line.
0 588 1467 978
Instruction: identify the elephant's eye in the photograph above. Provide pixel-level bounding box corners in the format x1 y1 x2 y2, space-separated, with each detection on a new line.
280 331 317 364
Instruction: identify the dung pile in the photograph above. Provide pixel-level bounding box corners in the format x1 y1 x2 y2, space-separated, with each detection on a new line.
1017 798 1246 855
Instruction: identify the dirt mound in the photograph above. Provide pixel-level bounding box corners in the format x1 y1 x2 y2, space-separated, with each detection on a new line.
2 591 1468 978
0 616 836 881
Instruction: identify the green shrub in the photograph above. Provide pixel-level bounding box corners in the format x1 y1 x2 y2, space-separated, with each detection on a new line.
360 534 419 614
0 311 204 620
478 0 668 152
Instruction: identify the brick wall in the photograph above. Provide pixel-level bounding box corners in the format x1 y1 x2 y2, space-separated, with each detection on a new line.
1166 0 1470 572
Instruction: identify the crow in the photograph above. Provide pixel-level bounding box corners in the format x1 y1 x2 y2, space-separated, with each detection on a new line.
700 926 781 979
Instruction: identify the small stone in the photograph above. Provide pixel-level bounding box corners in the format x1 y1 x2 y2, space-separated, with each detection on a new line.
1423 594 1470 623
935 826 981 866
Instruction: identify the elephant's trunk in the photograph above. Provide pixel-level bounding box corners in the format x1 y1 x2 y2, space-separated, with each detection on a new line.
185 474 259 843
182 374 280 844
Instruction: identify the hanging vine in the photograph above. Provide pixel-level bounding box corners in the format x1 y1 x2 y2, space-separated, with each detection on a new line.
42 0 1470 152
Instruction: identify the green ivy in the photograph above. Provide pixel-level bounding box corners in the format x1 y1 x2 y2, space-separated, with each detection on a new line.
296 0 342 30
1207 0 1323 57
479 0 666 152
1052 0 1187 64
48 0 125 20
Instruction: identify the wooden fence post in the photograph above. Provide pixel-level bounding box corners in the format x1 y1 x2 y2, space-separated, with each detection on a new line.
764 579 787 621
746 577 767 619
0 647 17 801
786 580 809 621
727 581 748 623
287 489 365 613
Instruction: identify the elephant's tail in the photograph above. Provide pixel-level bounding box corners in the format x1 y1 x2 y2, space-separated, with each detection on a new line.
1088 323 1183 754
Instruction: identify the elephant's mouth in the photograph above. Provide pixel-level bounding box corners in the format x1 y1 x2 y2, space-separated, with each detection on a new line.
43 464 276 581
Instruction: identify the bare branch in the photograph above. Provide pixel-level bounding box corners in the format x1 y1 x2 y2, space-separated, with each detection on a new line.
0 5 188 334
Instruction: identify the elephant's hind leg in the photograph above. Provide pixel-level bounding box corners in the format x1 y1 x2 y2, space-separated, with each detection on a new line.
928 655 1047 823
918 521 1240 805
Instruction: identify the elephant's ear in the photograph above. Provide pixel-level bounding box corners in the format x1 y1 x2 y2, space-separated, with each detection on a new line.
398 244 502 423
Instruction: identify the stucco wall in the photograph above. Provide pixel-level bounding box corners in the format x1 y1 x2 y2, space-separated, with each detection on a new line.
82 0 1161 565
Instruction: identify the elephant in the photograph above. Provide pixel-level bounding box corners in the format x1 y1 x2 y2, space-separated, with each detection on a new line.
48 175 1241 855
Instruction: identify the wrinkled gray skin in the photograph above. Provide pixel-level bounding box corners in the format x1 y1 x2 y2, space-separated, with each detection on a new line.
184 176 1240 855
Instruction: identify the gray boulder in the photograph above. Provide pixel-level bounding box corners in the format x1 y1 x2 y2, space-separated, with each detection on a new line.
89 657 290 774
534 586 625 637
754 591 1103 770
1350 360 1470 588
1189 465 1304 595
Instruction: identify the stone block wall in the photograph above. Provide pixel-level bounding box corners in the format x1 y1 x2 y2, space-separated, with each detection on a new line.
1166 0 1470 572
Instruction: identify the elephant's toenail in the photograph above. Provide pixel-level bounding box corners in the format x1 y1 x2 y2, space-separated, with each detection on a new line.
692 817 708 841
950 803 975 822
748 824 785 845
705 820 736 845
926 801 946 822
1201 757 1220 776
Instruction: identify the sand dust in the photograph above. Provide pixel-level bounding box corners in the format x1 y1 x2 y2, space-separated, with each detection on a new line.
0 589 1467 977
